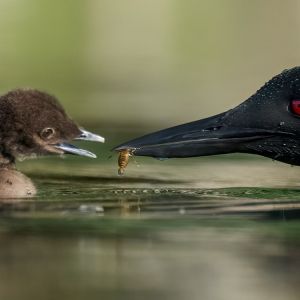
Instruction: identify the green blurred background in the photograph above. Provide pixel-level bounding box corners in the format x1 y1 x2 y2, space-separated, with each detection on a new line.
1 3 300 300
0 0 299 129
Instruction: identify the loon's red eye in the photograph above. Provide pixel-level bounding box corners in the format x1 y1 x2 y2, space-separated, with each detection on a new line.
291 100 300 115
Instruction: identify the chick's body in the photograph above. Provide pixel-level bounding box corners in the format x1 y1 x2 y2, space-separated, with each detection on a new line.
0 88 104 198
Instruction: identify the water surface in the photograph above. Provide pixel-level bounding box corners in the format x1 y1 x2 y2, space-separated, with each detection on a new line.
1 138 300 300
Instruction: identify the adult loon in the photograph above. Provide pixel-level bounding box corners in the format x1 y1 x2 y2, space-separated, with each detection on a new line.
115 67 300 166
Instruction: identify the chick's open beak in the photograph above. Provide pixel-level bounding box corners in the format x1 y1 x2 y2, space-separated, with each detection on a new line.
55 129 105 158
54 143 97 158
75 129 105 143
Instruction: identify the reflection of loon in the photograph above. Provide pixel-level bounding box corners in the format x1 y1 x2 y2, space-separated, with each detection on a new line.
0 89 104 198
115 67 300 166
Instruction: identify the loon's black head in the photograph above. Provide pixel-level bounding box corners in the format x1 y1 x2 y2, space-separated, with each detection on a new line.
115 67 300 166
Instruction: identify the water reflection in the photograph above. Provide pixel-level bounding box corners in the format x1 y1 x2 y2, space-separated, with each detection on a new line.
0 224 299 300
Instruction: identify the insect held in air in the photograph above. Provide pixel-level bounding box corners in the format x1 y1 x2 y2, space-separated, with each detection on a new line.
118 149 133 175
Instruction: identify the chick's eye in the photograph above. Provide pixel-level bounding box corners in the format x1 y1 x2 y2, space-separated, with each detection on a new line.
41 127 55 139
291 100 300 115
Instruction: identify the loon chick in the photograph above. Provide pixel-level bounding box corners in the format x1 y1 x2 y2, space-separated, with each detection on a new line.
0 88 104 198
115 67 300 167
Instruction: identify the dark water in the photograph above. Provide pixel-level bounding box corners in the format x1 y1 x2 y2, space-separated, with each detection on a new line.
1 136 300 300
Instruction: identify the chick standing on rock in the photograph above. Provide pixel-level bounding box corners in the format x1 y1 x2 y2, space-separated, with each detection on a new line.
0 88 104 198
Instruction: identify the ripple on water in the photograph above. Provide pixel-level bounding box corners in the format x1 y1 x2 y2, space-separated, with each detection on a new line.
0 184 300 221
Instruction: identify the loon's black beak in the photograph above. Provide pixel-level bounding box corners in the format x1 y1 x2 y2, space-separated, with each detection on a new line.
114 111 284 159
55 129 105 158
